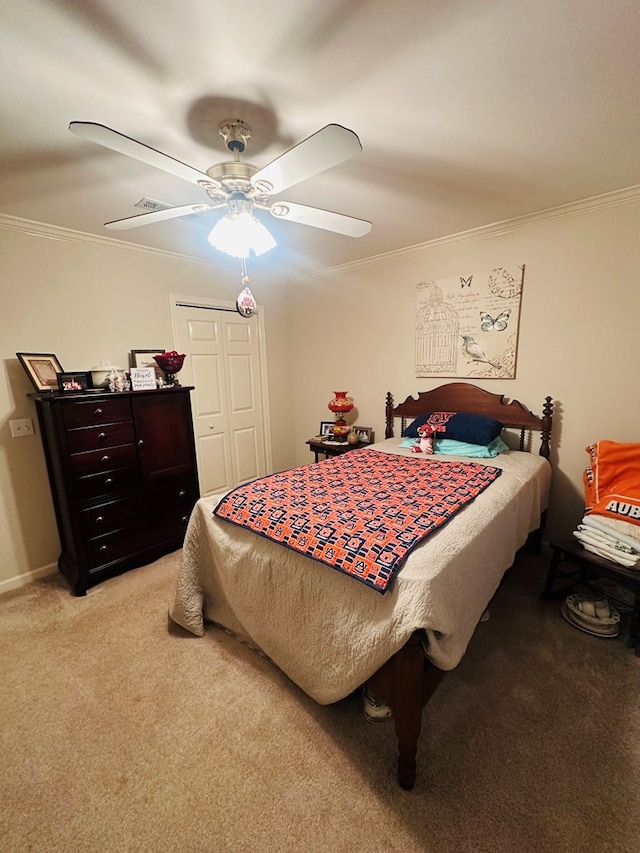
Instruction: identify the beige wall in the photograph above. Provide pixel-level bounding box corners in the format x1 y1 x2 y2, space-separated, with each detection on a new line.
287 190 640 544
2 189 639 590
0 221 294 590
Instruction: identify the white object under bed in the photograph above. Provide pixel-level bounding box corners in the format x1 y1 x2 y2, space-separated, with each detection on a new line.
169 438 551 704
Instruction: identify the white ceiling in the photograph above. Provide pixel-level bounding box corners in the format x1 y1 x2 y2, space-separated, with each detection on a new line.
2 0 639 279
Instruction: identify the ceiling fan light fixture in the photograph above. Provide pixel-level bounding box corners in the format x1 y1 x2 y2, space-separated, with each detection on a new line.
207 199 277 259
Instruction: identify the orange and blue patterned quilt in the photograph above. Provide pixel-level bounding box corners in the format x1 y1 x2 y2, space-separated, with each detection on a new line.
213 448 501 593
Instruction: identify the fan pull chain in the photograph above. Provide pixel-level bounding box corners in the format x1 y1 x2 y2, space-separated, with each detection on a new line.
236 258 257 318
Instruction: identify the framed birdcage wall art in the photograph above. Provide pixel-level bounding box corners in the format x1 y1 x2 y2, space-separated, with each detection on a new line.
415 265 524 379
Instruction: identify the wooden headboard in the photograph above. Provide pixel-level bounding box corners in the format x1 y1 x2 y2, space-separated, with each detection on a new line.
385 382 553 458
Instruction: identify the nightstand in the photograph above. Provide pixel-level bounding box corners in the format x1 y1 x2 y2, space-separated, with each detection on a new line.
306 438 365 462
542 539 640 654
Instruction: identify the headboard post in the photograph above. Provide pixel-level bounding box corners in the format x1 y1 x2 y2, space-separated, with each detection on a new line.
540 396 553 459
385 391 395 439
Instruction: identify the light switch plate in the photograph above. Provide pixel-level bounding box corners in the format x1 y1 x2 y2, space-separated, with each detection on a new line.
10 418 35 438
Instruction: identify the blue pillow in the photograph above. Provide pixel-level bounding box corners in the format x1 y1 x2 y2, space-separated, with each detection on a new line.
399 435 509 457
401 411 503 446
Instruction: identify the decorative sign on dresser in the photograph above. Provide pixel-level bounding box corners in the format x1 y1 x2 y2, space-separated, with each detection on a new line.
31 387 200 595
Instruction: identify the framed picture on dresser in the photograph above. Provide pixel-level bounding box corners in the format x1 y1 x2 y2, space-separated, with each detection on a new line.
57 371 93 393
16 352 64 392
131 349 165 380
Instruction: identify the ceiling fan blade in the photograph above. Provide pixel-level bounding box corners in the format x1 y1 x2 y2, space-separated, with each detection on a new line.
105 203 218 230
69 122 221 189
251 124 362 195
267 201 371 237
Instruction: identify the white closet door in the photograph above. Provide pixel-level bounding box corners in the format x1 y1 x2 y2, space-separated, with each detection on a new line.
174 304 267 495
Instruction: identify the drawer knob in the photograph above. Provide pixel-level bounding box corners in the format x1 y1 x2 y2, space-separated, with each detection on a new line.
179 490 187 498
99 545 108 553
101 455 110 464
138 439 144 448
98 432 107 441
181 516 189 524
104 478 113 486
95 408 103 416
95 516 104 525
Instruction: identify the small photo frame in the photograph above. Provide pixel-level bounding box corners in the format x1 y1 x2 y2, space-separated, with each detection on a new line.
131 348 165 382
319 421 335 437
130 366 157 391
353 426 374 444
57 371 93 393
130 349 165 369
16 352 64 392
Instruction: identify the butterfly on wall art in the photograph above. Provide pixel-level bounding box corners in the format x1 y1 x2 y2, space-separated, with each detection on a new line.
480 309 510 331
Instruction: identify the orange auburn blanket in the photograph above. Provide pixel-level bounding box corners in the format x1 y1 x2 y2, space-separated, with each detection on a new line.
583 440 640 526
213 449 501 593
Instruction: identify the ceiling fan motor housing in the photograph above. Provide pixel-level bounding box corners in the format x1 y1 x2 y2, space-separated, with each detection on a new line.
203 161 264 204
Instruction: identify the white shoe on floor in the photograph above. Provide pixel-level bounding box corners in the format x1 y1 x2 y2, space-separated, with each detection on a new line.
361 686 392 722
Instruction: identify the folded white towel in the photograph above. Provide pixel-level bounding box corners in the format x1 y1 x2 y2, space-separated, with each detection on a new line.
576 524 635 554
573 533 640 568
581 513 640 551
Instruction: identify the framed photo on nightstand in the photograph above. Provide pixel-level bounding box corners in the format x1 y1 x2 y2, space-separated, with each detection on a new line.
353 426 374 444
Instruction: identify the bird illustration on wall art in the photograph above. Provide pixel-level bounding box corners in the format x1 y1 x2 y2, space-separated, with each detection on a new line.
461 335 501 370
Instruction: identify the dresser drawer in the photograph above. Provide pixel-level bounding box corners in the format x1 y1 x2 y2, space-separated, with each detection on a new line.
80 482 197 538
66 421 135 453
63 397 132 429
70 443 137 477
85 511 191 570
74 466 141 502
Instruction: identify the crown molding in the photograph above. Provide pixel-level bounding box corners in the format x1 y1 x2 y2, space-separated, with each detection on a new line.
2 182 640 283
293 184 640 282
0 213 226 270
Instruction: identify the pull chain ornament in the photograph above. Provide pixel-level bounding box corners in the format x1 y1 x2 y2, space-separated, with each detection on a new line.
236 285 257 318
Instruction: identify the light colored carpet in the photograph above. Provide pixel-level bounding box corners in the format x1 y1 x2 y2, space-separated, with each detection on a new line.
1 549 639 853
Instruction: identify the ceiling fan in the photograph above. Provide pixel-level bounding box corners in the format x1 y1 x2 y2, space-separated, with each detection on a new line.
68 119 372 256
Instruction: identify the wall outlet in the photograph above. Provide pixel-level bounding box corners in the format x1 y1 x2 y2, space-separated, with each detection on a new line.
10 418 35 438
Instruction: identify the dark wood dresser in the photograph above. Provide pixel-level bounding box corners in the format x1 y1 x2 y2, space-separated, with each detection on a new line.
32 387 199 595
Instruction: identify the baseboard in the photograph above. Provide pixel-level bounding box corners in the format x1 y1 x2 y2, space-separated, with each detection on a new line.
0 562 58 595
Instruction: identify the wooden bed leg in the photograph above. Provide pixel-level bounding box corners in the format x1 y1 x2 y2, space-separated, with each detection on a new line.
366 633 448 790
393 632 426 790
528 510 547 555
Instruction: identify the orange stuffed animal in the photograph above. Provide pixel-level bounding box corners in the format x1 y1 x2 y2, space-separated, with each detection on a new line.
411 422 435 454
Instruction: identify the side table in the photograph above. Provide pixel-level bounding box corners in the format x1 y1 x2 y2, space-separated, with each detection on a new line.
542 539 640 654
306 438 365 462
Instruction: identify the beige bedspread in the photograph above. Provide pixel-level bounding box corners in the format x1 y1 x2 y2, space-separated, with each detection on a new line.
169 440 551 704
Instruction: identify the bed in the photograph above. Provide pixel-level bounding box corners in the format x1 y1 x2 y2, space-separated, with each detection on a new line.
170 382 554 789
